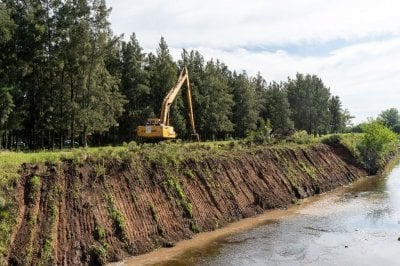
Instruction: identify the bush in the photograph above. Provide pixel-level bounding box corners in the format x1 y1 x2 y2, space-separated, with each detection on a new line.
292 130 312 144
246 123 272 145
357 121 399 174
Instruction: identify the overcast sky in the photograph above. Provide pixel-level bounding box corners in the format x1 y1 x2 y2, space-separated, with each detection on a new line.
106 0 400 124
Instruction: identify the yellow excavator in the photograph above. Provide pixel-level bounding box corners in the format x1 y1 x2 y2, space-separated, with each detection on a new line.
137 67 200 141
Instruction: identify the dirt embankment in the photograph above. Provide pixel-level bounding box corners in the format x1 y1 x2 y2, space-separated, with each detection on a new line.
7 143 366 265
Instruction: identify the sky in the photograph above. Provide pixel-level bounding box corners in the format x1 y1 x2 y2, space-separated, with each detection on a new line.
106 0 400 124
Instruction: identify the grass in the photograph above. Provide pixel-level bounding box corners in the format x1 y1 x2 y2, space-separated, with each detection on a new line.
94 226 106 241
103 183 127 241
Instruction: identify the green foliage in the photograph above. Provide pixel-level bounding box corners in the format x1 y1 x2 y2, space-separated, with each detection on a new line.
94 225 106 241
246 120 272 144
39 239 54 265
328 96 353 133
378 108 400 133
232 72 258 137
263 81 293 131
190 220 200 233
29 176 41 194
90 244 108 265
118 33 152 142
292 130 312 144
286 73 331 134
164 175 193 218
337 134 363 160
94 161 106 177
299 161 317 181
149 202 164 234
357 121 399 174
0 87 14 126
194 60 235 139
103 185 127 241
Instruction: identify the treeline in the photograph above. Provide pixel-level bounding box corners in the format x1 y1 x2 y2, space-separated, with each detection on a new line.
0 0 352 149
353 108 400 134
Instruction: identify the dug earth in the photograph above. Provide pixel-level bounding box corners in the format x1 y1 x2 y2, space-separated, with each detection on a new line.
6 143 366 265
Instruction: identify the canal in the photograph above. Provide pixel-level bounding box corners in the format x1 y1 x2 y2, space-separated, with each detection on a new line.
120 161 400 266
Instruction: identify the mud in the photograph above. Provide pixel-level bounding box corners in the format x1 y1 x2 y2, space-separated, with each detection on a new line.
6 144 366 265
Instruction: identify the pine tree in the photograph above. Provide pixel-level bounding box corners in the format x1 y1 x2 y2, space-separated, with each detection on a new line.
328 95 342 133
199 60 234 139
286 73 331 134
118 33 151 141
232 72 258 137
265 82 293 131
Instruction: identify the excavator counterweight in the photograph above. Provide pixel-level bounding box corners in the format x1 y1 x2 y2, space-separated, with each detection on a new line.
136 67 199 141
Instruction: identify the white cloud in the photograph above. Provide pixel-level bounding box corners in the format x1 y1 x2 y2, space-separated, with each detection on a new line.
106 0 400 123
107 0 400 48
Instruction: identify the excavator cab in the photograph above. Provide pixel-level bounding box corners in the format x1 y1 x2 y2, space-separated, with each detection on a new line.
137 118 176 139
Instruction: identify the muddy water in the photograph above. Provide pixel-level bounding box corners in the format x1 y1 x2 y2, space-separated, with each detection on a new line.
118 162 400 266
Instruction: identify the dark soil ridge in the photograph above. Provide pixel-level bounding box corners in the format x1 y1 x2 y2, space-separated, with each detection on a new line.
6 144 366 265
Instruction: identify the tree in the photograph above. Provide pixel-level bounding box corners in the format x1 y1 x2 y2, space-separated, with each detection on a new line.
78 0 127 146
286 73 331 134
148 37 177 116
117 33 151 141
231 72 258 137
251 72 268 126
198 60 234 139
378 108 399 130
329 95 342 133
358 121 398 174
0 87 14 148
265 81 293 131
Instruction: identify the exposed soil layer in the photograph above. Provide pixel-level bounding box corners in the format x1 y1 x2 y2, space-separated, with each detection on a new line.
6 144 366 265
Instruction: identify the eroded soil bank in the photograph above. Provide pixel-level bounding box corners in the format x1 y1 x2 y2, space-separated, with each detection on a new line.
6 143 366 265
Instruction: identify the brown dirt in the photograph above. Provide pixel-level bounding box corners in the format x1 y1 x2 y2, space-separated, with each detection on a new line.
6 144 366 265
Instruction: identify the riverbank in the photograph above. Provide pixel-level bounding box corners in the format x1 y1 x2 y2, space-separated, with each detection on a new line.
109 194 328 266
131 158 399 266
2 140 367 265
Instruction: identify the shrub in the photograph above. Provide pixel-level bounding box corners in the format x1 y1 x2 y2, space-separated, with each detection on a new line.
246 123 272 145
292 130 311 144
357 121 399 174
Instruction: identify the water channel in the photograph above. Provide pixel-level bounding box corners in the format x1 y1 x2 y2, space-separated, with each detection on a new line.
121 161 400 266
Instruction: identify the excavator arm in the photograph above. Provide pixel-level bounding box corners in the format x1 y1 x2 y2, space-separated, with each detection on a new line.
160 67 188 125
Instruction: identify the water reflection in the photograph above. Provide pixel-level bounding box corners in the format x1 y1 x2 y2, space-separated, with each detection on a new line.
157 163 400 266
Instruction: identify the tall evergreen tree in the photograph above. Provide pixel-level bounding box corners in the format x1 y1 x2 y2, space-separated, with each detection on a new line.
198 60 234 139
118 33 151 141
77 0 126 146
251 72 268 125
148 37 177 116
232 72 258 137
329 95 342 133
265 81 293 131
286 73 331 134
